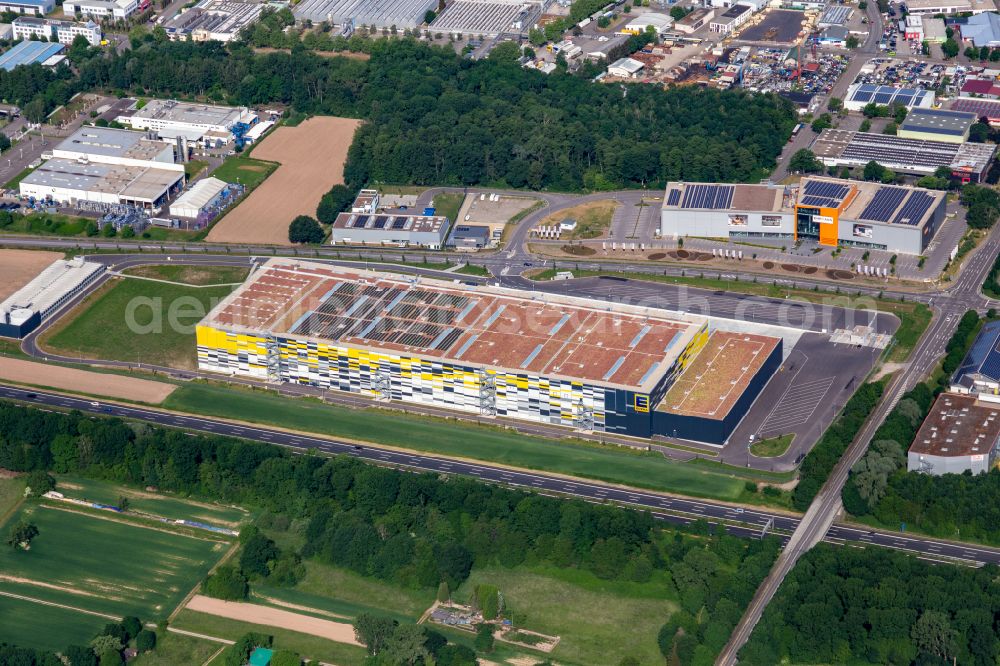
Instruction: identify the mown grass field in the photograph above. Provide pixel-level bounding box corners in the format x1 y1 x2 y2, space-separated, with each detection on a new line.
171 609 369 666
56 475 250 528
432 192 465 225
458 565 677 666
121 264 249 286
40 271 237 369
0 501 231 650
162 384 746 500
0 476 25 524
210 156 277 190
287 561 435 620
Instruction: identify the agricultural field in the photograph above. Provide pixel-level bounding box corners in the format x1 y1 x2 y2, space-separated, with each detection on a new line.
122 263 249 286
210 155 276 190
40 268 239 369
0 357 175 403
207 117 361 245
0 500 232 651
457 566 678 666
132 630 222 666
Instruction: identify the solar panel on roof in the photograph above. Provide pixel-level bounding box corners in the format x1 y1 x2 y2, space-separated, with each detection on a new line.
893 191 934 225
854 92 873 103
391 217 407 230
859 186 908 223
859 84 877 93
874 93 893 104
667 189 681 206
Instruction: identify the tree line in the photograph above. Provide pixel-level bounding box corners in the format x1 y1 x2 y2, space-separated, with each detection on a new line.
741 543 1000 665
0 615 158 666
5 35 795 192
0 400 779 665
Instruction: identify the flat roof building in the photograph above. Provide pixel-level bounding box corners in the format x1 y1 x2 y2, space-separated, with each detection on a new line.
196 259 784 443
63 0 140 20
0 41 64 72
909 393 1000 475
661 177 948 254
818 4 852 25
607 57 644 78
0 0 54 16
621 12 673 34
293 0 435 28
163 0 265 43
709 3 752 33
52 126 181 171
446 224 490 249
898 107 977 143
811 128 996 182
906 0 996 14
430 0 540 36
674 7 714 33
118 99 257 146
330 211 449 248
952 320 1000 400
844 84 936 111
13 17 102 45
170 176 227 218
0 257 105 338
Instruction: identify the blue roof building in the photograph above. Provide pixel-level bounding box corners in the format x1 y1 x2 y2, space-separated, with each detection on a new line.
0 0 55 16
953 320 1000 397
953 12 1000 47
0 41 65 72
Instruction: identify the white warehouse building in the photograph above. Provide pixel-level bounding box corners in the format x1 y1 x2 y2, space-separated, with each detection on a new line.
63 0 141 19
117 99 257 147
12 17 102 44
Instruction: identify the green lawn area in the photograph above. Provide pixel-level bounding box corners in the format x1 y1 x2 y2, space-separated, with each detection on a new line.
286 561 435 620
3 164 38 190
121 263 249 286
184 160 209 179
171 609 369 666
457 566 677 666
162 383 746 500
40 273 237 369
432 193 465 224
750 433 794 458
0 476 25 524
133 630 222 666
55 475 250 529
0 501 231 650
0 593 106 653
531 269 929 362
211 155 277 190
1 213 91 237
455 263 491 277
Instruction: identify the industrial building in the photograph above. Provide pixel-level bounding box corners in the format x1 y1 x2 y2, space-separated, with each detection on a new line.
0 0 53 15
196 260 784 443
960 78 1000 98
950 10 1000 45
12 17 102 44
906 0 997 14
674 7 714 33
818 4 852 26
0 41 65 72
0 257 104 339
621 12 673 34
951 97 1000 125
908 393 1000 475
844 84 936 111
709 3 752 33
169 176 242 226
431 0 541 36
898 107 977 143
607 57 644 78
661 178 947 254
20 126 184 208
810 129 997 183
951 320 1000 400
117 99 257 147
447 224 490 249
329 211 450 248
63 0 141 20
163 0 265 42
292 0 434 29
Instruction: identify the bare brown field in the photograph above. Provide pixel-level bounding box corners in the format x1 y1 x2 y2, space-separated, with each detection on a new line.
0 250 63 300
185 595 362 646
206 117 362 245
0 357 176 403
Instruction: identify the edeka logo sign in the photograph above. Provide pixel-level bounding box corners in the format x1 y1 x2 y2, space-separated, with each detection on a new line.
634 395 650 413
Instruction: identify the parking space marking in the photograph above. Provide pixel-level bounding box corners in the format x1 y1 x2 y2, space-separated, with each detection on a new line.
759 376 835 433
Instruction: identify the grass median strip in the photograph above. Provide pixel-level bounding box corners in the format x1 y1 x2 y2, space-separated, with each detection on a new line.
162 383 747 500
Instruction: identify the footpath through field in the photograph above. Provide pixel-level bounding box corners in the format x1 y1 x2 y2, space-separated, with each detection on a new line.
185 595 363 646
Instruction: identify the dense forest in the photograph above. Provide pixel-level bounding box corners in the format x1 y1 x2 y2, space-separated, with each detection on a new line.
3 35 795 191
0 400 779 665
741 544 1000 665
842 312 1000 545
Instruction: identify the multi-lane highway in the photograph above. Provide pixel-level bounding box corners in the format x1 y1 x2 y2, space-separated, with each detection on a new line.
5 382 1000 569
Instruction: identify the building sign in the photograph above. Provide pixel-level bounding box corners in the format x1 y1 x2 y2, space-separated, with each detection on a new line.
634 394 650 413
853 224 873 239
815 215 835 225
761 215 783 227
972 454 986 463
728 214 748 227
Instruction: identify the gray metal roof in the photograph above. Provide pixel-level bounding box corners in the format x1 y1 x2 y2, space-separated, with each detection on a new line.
900 107 977 137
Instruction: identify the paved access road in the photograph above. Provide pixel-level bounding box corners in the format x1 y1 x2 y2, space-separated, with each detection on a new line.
6 382 1000 566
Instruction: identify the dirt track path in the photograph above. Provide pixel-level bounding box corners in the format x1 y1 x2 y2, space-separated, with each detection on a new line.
185 594 363 646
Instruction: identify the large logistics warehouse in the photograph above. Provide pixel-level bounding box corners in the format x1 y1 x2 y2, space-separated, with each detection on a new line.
811 129 996 183
661 178 947 254
196 259 784 443
0 257 104 338
292 0 434 28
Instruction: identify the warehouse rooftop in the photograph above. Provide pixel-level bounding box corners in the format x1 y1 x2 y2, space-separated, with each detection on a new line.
658 331 780 420
899 107 977 138
127 98 254 128
331 212 448 236
797 176 945 227
810 129 996 175
662 182 793 213
56 126 174 163
22 158 182 203
910 393 1000 458
202 259 709 391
